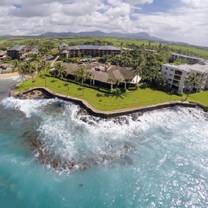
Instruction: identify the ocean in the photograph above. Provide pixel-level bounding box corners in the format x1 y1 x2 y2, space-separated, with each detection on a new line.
0 79 208 208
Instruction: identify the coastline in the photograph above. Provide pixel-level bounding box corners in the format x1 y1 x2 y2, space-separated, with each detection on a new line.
0 72 20 80
11 87 208 118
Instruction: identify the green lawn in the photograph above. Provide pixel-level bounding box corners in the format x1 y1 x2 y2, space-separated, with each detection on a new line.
189 91 208 106
16 75 207 111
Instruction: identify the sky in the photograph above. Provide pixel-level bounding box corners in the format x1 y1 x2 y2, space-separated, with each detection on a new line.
0 0 207 46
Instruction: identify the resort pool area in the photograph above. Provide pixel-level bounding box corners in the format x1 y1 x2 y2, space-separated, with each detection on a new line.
0 95 208 207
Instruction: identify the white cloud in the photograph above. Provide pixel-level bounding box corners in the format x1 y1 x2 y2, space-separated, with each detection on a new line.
181 0 208 8
0 0 207 46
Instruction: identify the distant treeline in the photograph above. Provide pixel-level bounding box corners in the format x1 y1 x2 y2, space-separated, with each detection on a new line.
0 36 208 59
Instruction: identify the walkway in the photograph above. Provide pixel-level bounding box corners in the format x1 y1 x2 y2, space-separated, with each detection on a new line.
12 87 208 118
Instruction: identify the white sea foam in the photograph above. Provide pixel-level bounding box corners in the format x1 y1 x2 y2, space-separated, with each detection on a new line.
38 103 207 166
1 97 208 171
1 97 57 118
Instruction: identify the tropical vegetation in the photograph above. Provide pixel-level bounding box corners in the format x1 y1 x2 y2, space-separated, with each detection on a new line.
0 36 207 111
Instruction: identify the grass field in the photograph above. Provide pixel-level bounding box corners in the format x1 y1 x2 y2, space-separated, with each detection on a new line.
15 74 208 111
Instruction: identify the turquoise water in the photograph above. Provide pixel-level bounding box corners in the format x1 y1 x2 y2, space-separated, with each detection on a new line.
0 80 208 207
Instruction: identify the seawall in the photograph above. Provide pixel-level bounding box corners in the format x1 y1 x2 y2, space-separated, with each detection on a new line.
11 87 208 118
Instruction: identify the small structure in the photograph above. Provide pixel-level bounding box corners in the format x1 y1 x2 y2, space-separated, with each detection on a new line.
59 44 121 58
51 63 141 90
162 63 208 93
7 45 39 59
170 53 206 65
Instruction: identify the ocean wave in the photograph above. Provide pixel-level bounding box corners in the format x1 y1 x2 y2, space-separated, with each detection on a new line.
1 97 57 118
1 97 208 172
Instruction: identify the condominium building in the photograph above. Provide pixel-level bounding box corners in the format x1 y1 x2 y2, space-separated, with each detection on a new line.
162 63 208 93
170 53 206 65
7 45 38 59
59 44 121 58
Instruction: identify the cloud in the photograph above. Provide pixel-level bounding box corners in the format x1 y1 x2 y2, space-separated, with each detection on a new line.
181 0 208 8
0 0 207 46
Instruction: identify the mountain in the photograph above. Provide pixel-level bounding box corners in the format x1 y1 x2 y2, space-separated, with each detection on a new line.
41 31 164 42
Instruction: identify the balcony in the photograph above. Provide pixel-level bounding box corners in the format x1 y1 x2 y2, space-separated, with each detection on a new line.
175 70 183 76
172 80 179 86
173 75 181 80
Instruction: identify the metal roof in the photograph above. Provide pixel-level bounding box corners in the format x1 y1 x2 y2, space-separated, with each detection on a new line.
8 45 26 51
163 63 208 73
172 53 205 62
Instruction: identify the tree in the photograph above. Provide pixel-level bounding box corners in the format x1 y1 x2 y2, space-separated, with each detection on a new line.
13 60 19 72
55 62 65 80
85 71 92 85
107 78 114 92
139 53 162 88
185 73 201 98
134 52 145 86
75 67 86 85
18 60 34 80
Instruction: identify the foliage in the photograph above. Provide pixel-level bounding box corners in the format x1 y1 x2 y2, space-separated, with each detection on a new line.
185 73 202 93
15 74 208 111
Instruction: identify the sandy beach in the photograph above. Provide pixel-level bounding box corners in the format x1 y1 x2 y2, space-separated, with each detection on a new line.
0 72 20 79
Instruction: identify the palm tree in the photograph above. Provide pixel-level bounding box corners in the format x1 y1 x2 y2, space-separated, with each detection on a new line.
185 73 201 99
13 60 19 72
85 71 92 85
75 67 86 85
55 62 64 80
18 61 30 80
91 74 95 86
134 52 145 86
107 78 114 92
18 63 25 80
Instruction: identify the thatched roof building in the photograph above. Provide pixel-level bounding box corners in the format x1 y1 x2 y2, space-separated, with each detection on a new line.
51 63 141 89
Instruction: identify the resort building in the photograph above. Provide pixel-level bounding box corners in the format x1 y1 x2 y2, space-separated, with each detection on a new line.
162 63 208 93
7 45 38 59
51 63 141 89
59 44 121 58
170 53 206 65
7 45 28 59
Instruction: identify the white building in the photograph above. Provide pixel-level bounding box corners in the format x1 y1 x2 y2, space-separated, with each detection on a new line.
162 63 208 94
170 53 206 65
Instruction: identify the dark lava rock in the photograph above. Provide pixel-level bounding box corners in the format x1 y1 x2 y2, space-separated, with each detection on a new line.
17 90 49 100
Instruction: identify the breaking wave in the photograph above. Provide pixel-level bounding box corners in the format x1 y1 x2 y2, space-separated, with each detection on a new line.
1 97 208 173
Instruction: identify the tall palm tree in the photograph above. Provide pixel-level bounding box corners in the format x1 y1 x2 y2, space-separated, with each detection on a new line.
134 52 145 85
18 61 30 80
13 60 19 72
85 71 92 85
107 78 114 92
55 62 64 80
75 67 86 85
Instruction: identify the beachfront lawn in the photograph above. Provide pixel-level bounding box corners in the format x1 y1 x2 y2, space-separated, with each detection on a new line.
189 91 208 106
15 75 207 111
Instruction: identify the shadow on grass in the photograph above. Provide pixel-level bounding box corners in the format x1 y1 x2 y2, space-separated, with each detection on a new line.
50 79 57 83
95 91 126 100
64 83 69 87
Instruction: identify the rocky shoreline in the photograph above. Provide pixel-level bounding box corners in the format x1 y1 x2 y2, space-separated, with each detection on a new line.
29 134 135 173
15 89 50 100
11 87 208 118
13 88 207 173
